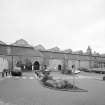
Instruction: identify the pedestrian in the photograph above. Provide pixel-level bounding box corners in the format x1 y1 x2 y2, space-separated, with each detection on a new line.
72 64 76 88
72 65 75 74
5 69 8 76
2 70 4 77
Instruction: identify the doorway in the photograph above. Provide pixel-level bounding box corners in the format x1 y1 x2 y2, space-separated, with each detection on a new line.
34 61 40 70
58 65 62 70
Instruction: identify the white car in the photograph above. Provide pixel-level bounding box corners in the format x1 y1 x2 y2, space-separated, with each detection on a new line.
73 69 81 74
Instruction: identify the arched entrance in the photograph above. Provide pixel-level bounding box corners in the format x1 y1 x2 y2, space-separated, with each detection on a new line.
58 65 62 70
34 61 40 70
0 57 8 72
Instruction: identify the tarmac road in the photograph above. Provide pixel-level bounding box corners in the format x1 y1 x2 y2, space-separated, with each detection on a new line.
0 71 105 105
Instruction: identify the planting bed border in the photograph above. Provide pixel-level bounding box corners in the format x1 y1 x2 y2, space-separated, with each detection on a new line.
35 70 88 92
40 81 88 92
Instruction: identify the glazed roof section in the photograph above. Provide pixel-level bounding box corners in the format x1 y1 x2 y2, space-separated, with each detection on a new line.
0 43 105 58
11 39 32 47
0 44 43 57
0 41 7 45
0 39 105 58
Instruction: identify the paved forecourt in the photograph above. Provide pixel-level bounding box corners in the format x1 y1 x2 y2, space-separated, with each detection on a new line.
0 72 105 105
0 72 104 81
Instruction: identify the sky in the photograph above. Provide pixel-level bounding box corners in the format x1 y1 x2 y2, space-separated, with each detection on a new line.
0 0 105 53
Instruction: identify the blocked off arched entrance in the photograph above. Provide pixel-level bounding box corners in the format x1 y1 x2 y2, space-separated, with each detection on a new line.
0 57 8 72
58 65 62 70
34 61 40 70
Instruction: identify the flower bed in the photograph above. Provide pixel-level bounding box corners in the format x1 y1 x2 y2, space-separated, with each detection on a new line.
40 76 88 92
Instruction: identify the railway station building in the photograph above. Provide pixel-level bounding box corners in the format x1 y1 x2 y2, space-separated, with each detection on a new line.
0 39 105 72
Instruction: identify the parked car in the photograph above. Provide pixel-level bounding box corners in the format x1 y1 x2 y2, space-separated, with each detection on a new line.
11 67 22 76
61 69 72 74
91 68 105 74
103 76 105 80
74 69 81 74
78 67 89 72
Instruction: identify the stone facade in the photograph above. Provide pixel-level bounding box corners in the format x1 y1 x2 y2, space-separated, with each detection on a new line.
0 42 105 72
39 50 105 71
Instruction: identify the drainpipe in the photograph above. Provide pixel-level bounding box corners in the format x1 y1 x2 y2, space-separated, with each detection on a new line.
32 65 34 71
11 55 13 71
78 60 80 69
89 55 92 69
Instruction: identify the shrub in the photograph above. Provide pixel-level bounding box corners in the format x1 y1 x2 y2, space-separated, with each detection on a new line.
78 67 89 72
61 69 72 74
42 77 77 89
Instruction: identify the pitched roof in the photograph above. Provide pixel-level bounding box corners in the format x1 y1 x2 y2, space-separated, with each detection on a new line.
0 41 7 45
0 44 43 57
11 39 32 47
63 49 72 53
10 46 43 57
48 46 60 52
0 44 7 55
34 44 46 50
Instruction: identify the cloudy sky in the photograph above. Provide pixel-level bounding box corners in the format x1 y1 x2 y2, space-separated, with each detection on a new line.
0 0 105 53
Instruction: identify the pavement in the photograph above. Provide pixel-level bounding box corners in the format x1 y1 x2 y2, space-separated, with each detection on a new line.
0 71 104 81
0 71 105 105
50 71 104 80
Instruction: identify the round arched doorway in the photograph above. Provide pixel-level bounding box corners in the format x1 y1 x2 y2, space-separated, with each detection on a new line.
34 61 40 70
58 65 62 70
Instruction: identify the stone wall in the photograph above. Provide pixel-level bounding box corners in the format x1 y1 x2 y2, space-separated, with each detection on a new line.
67 60 80 69
79 60 90 69
1 44 105 72
48 59 63 70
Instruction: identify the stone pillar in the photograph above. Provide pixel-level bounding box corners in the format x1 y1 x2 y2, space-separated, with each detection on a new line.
32 65 34 71
78 60 80 68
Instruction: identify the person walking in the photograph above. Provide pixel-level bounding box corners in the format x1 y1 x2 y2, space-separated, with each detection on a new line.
72 65 76 88
2 69 4 77
72 64 75 74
